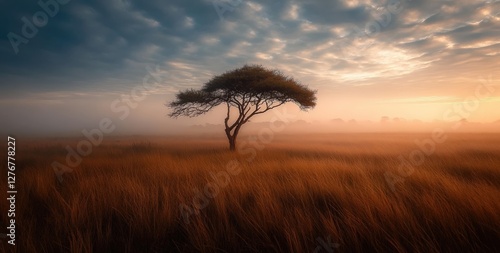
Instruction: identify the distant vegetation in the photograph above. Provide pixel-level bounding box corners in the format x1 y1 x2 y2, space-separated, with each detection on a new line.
1 133 499 252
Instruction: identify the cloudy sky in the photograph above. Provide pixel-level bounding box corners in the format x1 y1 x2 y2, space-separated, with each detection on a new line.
1 0 499 134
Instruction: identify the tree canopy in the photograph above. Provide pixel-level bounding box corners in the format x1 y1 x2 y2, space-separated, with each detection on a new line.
169 64 317 150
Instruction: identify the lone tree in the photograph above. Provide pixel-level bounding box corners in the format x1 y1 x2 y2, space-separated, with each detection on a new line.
168 65 317 151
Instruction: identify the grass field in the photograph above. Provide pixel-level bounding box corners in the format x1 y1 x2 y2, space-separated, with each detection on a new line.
1 133 499 252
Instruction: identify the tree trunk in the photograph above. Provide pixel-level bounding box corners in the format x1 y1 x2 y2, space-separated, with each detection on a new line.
229 137 236 151
225 120 242 151
225 128 236 151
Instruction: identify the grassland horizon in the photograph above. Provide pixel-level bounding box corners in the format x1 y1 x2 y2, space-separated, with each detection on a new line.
1 132 499 252
2 0 500 252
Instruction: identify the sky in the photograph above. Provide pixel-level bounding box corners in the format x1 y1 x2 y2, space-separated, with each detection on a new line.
1 0 499 135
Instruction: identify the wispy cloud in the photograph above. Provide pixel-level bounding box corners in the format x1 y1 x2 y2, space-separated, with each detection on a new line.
1 0 499 132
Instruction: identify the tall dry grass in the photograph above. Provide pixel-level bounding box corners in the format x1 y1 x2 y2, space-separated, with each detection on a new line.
0 133 499 252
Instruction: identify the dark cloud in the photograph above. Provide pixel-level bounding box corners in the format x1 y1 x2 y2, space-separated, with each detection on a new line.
0 0 499 97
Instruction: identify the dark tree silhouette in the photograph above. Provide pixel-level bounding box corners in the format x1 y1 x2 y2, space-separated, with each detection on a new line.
168 65 317 151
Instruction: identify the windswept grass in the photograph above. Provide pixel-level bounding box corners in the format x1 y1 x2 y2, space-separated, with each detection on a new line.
1 133 499 252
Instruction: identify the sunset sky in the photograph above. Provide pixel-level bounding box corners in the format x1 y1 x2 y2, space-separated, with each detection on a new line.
1 0 499 134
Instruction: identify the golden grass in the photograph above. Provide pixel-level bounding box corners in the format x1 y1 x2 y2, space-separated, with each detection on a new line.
1 133 499 252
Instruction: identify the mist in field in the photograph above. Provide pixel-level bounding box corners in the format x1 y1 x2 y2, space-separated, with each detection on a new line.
1 133 499 252
1 0 500 252
2 91 500 136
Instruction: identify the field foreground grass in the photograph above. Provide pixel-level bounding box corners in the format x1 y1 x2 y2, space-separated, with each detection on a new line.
1 133 499 252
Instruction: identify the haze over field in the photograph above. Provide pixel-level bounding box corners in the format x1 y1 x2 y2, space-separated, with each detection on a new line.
1 1 500 252
1 0 500 135
2 134 499 252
